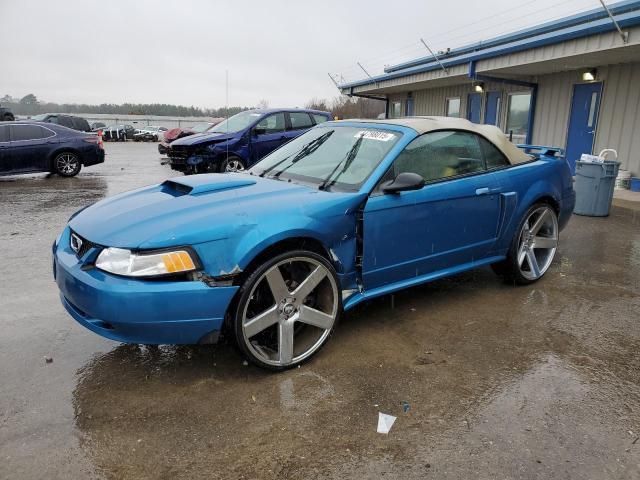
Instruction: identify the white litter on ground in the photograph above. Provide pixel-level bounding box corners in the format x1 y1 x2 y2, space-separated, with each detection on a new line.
377 412 397 434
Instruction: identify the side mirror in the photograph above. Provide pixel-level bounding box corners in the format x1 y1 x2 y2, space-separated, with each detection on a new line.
253 127 266 136
381 172 425 194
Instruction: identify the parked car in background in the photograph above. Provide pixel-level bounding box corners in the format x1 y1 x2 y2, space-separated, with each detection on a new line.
168 108 331 173
90 122 106 131
158 121 221 154
0 121 104 177
52 117 575 369
0 106 15 121
30 114 91 132
102 124 135 141
133 126 168 142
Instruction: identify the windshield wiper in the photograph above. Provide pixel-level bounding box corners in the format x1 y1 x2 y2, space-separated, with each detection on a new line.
317 134 364 191
259 130 334 179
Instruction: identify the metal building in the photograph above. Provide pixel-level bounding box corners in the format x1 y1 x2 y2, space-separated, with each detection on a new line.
339 0 640 175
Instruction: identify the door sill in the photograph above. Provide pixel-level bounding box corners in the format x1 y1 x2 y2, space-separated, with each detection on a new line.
343 255 505 311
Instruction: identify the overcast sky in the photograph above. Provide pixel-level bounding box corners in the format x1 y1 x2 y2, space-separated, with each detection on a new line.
1 0 599 108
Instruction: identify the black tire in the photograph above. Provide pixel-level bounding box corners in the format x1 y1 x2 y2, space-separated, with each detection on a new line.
232 249 342 371
496 202 559 285
2 113 14 122
219 155 246 173
53 152 81 177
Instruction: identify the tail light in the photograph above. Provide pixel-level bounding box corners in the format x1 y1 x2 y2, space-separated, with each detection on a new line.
84 134 104 150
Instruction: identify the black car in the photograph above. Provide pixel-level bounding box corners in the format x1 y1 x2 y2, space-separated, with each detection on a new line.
31 114 91 132
90 122 107 131
0 106 14 121
102 124 135 141
0 122 104 177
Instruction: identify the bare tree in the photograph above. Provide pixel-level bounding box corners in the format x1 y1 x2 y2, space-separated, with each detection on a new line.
256 99 269 109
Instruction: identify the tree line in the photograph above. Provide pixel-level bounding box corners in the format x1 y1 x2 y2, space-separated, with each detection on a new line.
1 93 386 119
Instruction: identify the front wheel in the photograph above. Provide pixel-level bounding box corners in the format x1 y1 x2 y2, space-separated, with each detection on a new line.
54 152 81 177
232 250 341 370
495 203 559 284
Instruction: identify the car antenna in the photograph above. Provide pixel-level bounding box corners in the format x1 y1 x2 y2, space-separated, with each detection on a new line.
225 69 230 168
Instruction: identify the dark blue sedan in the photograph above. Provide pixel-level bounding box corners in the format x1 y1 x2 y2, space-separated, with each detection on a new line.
168 108 331 174
53 117 574 370
0 122 105 177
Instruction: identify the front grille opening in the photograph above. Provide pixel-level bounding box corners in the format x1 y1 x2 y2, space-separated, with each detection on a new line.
70 230 98 258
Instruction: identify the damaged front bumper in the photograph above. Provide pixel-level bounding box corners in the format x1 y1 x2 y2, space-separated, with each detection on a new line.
53 229 238 345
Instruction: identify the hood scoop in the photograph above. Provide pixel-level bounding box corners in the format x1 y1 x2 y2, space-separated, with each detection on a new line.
161 174 257 196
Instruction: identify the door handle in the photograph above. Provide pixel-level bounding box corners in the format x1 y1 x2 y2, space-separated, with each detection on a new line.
475 187 490 195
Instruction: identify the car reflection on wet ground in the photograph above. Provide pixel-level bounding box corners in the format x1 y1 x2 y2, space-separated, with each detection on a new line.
1 142 639 479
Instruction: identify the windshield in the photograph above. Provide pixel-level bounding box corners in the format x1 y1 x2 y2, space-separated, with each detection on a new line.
209 111 263 134
249 126 401 191
191 122 212 133
31 114 47 121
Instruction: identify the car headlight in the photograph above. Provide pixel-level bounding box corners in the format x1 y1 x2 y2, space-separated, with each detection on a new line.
95 247 198 277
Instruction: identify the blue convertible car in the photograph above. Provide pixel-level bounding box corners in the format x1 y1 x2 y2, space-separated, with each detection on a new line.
53 117 575 369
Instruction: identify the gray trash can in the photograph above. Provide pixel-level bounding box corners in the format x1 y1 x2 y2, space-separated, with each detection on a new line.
573 160 620 216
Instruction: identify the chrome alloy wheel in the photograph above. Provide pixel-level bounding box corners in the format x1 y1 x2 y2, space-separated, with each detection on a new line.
56 153 79 175
517 206 558 281
241 257 339 368
225 158 245 172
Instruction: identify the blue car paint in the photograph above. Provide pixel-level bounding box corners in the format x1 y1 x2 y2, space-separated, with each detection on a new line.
168 109 331 173
53 121 574 345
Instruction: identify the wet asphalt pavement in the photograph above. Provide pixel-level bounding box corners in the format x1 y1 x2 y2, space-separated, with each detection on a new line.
1 142 639 479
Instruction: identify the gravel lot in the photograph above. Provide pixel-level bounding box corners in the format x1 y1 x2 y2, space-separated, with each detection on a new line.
1 142 639 479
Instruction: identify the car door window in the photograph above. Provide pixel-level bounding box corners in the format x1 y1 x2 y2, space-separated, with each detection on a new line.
10 125 48 141
0 125 9 142
72 117 89 131
478 136 510 169
312 113 329 125
392 130 485 183
289 112 314 130
58 116 74 128
256 113 286 133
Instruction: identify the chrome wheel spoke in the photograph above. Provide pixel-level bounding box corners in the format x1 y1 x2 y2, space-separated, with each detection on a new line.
525 249 541 277
244 305 279 338
517 245 527 267
297 305 334 330
292 266 327 305
534 236 557 249
278 321 295 364
530 209 550 235
265 267 290 300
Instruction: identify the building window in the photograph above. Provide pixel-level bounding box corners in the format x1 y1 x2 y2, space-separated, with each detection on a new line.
390 101 402 118
445 97 460 117
505 92 532 144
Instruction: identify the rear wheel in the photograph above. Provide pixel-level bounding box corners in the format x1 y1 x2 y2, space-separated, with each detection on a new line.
232 250 341 370
2 113 14 122
220 156 245 173
496 203 559 284
54 152 81 177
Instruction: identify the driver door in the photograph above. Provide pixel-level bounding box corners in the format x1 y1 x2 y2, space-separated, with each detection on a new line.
250 112 287 162
362 130 503 289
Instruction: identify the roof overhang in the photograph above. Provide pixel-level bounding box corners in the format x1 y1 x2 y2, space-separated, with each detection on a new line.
339 1 640 96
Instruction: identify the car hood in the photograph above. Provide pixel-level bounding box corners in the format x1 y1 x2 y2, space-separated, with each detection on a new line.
171 131 237 146
69 173 364 250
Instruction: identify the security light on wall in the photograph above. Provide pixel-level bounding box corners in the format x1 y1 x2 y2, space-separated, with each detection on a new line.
582 69 597 81
473 82 485 93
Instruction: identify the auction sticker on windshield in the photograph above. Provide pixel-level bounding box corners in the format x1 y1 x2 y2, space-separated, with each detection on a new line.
355 130 396 141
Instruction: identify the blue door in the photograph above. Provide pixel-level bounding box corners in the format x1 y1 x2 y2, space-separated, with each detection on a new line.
361 130 502 289
484 92 501 126
467 93 482 123
250 112 287 163
565 82 602 173
405 97 414 116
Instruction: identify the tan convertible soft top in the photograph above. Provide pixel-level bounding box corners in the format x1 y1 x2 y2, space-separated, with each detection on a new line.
347 116 531 165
